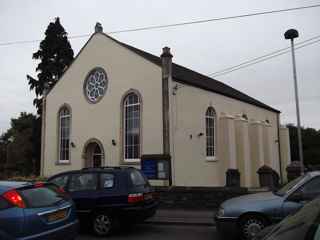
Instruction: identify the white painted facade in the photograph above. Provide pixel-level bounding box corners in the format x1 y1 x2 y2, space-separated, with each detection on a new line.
42 28 291 187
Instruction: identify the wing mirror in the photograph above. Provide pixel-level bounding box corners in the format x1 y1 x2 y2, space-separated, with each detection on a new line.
288 191 304 202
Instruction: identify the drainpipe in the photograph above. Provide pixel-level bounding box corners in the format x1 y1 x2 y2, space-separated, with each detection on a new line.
40 84 49 177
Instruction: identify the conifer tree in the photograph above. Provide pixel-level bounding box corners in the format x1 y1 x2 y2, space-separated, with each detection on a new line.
27 17 74 114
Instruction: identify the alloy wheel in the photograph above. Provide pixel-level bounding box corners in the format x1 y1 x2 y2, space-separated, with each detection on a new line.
93 214 112 236
241 217 265 239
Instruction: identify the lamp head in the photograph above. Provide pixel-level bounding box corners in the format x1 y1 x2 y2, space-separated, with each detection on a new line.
284 29 299 40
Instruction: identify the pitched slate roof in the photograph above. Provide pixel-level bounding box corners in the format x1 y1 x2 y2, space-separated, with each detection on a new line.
51 32 279 113
107 33 279 113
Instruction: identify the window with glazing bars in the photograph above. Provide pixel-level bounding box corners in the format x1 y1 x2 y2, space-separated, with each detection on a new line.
123 93 140 161
59 107 70 162
206 107 216 158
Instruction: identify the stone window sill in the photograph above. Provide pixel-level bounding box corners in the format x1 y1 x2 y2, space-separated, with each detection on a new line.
206 156 217 162
122 159 140 165
56 160 71 165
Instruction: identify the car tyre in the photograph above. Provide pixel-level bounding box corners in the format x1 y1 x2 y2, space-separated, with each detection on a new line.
92 212 114 237
240 214 267 240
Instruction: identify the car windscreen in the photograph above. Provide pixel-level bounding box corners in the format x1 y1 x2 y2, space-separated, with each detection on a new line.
266 198 320 240
19 184 65 208
276 176 305 196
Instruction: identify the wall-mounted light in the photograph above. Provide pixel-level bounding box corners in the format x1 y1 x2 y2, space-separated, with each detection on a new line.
198 132 204 137
112 139 116 146
71 142 76 148
172 84 178 95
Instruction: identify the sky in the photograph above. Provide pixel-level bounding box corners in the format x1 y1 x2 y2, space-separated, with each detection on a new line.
0 0 320 134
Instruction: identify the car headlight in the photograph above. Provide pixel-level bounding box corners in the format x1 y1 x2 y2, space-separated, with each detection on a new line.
216 207 224 217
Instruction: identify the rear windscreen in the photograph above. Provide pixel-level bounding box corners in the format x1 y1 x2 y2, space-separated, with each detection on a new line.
130 170 148 186
19 185 65 208
0 196 10 210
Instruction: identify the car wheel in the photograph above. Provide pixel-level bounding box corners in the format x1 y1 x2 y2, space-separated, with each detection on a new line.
240 215 267 240
92 212 113 236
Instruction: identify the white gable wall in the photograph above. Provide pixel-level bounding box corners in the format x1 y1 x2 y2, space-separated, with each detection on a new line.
171 82 280 187
43 33 163 176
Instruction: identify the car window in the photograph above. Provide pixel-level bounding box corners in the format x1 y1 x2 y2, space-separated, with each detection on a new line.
267 198 320 240
100 173 114 189
19 185 65 208
313 226 320 240
0 196 10 210
130 170 147 186
50 174 69 188
276 176 304 196
69 173 97 192
301 177 320 195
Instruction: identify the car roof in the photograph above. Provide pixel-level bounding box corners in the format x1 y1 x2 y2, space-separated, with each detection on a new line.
307 171 320 178
48 166 137 179
0 181 32 194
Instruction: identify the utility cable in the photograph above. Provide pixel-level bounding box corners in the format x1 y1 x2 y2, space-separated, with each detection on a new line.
209 35 320 77
210 38 320 78
1 4 320 47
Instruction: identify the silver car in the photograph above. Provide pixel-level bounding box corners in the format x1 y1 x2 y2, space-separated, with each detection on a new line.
215 171 320 240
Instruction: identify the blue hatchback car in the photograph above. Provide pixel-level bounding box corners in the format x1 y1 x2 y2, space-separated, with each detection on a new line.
0 181 79 240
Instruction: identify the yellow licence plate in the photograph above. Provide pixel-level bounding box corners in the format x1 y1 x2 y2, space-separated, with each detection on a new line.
47 209 67 222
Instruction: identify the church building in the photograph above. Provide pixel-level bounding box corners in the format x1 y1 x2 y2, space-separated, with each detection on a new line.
41 23 291 187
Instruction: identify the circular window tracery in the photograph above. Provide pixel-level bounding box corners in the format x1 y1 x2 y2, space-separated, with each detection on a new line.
84 68 108 103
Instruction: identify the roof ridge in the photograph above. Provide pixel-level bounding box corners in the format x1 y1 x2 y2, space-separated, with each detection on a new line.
100 32 279 113
49 32 279 113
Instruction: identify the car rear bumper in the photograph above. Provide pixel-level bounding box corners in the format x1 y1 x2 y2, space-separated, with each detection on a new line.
18 220 79 240
122 201 158 222
215 216 239 239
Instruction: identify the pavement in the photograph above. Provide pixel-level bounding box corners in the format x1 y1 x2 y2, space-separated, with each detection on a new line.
146 208 216 226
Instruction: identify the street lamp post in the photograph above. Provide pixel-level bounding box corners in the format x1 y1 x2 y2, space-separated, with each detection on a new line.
284 29 304 176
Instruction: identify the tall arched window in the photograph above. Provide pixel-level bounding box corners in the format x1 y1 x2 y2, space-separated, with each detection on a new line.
58 106 71 163
123 92 141 162
206 107 216 159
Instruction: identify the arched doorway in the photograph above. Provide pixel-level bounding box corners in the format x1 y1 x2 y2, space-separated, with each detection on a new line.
83 140 104 168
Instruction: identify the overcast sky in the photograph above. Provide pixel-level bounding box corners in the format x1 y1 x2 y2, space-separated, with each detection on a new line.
0 0 320 134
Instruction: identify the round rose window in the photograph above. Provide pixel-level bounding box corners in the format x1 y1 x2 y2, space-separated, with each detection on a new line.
84 68 108 103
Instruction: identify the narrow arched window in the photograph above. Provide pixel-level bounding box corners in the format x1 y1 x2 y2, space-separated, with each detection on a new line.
123 92 141 161
206 107 216 159
93 144 103 168
58 106 71 163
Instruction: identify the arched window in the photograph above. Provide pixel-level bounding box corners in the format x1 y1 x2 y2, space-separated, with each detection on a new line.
123 92 141 162
93 144 103 168
206 107 216 159
58 106 71 163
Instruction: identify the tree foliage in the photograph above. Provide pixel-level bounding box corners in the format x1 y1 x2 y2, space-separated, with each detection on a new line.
287 124 320 166
27 17 74 114
0 113 41 176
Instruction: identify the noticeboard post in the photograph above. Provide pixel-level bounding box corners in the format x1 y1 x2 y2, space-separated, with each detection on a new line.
141 154 171 185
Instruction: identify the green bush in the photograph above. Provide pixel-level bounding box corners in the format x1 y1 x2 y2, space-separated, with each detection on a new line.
7 175 47 182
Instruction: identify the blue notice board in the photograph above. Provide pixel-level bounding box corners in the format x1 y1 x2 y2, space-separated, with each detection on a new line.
141 159 157 179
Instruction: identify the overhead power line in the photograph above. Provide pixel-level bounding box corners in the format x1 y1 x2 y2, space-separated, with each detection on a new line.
209 34 320 77
1 4 320 47
107 4 320 34
0 34 91 47
209 37 320 78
